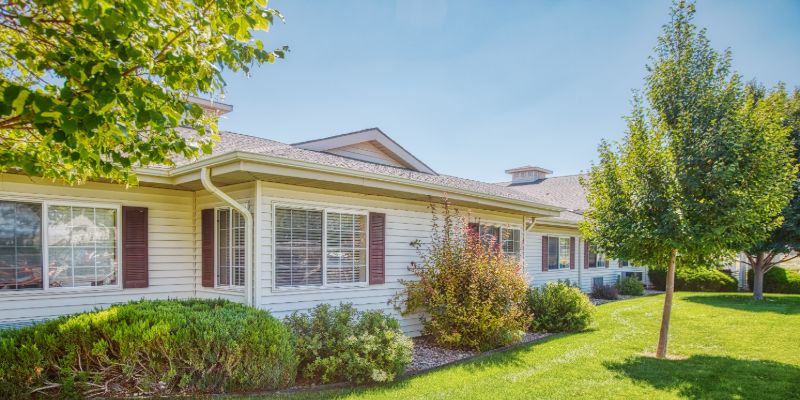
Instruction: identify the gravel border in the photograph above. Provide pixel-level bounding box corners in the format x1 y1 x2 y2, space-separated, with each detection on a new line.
404 331 553 375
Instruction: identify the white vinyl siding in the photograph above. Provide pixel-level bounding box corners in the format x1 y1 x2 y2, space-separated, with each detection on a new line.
0 174 195 326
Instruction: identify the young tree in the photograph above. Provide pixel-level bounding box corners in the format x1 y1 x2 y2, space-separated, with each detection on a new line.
0 0 287 185
744 89 800 300
579 1 795 359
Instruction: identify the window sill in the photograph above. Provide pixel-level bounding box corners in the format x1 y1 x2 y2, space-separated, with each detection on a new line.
0 285 123 299
271 282 370 293
201 287 246 295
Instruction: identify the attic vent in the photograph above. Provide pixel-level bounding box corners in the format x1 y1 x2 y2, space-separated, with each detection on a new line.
505 166 552 184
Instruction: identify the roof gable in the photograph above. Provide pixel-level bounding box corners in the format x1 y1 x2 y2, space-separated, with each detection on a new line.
293 128 437 175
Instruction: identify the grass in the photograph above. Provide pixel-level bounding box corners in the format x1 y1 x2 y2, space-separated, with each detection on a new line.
242 292 800 400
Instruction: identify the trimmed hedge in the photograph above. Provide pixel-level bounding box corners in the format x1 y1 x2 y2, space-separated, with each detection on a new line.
526 282 596 333
0 299 297 399
747 267 800 294
648 267 738 292
285 303 413 385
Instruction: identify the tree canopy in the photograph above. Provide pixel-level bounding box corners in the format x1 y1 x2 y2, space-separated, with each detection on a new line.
580 2 796 270
745 90 800 266
579 0 796 357
0 0 287 185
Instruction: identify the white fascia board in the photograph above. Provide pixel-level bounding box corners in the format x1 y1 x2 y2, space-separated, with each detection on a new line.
135 152 564 217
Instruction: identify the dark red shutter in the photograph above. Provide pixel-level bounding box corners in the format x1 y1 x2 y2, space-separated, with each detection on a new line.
541 236 548 271
369 212 386 285
468 222 479 234
569 237 575 270
201 208 215 288
122 206 148 288
584 241 590 269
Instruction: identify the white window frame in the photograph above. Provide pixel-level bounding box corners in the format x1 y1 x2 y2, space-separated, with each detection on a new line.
0 194 122 294
476 223 522 260
214 206 247 289
272 202 370 291
546 235 571 270
586 244 607 268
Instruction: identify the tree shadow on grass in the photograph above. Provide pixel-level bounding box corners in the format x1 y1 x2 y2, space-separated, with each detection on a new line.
683 294 800 314
606 354 800 400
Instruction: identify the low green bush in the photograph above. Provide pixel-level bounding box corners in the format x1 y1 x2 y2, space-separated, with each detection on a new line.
617 276 645 296
648 267 738 292
747 267 800 294
591 284 619 300
526 282 596 333
0 299 297 399
284 303 413 385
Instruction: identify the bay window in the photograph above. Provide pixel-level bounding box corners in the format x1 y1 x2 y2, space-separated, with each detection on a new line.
274 205 367 288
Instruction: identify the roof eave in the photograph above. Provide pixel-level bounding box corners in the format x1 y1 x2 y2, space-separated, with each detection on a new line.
136 151 563 217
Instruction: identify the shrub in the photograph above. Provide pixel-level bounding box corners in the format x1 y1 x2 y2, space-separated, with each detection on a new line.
747 267 800 294
284 303 413 385
617 276 645 296
649 267 738 292
591 283 619 300
398 202 530 351
526 282 595 332
0 299 297 399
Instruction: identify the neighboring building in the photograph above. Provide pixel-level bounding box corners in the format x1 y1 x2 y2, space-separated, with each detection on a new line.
0 101 646 334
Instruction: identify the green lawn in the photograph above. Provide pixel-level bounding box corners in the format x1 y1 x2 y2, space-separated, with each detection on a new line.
245 293 800 400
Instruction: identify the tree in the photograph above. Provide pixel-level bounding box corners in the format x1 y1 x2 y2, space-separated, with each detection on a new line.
579 1 795 359
0 0 287 185
744 89 800 300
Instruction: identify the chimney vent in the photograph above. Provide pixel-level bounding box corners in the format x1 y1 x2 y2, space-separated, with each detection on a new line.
505 165 552 184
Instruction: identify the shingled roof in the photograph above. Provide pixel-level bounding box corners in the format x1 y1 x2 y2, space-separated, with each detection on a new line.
171 130 562 208
498 174 589 212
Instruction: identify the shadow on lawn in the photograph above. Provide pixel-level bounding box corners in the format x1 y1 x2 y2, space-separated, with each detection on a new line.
683 294 800 314
606 355 800 400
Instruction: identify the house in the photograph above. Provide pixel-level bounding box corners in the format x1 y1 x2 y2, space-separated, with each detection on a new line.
0 101 646 335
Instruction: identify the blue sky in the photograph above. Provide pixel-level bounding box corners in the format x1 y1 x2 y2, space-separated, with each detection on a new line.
218 0 800 182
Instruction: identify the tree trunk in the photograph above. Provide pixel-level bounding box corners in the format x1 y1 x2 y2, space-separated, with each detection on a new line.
752 253 766 301
656 248 678 359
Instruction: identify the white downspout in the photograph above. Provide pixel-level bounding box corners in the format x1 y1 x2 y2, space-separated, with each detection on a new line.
200 167 255 306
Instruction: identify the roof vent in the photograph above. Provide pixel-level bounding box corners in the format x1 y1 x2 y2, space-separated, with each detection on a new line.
505 165 552 184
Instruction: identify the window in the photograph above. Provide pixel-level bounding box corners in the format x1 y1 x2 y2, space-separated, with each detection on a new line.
501 228 521 258
274 206 368 288
0 200 120 291
619 259 630 267
275 208 323 287
47 205 117 288
216 208 246 287
592 276 604 288
0 201 43 290
547 236 571 269
476 224 521 259
587 244 606 268
326 212 367 284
